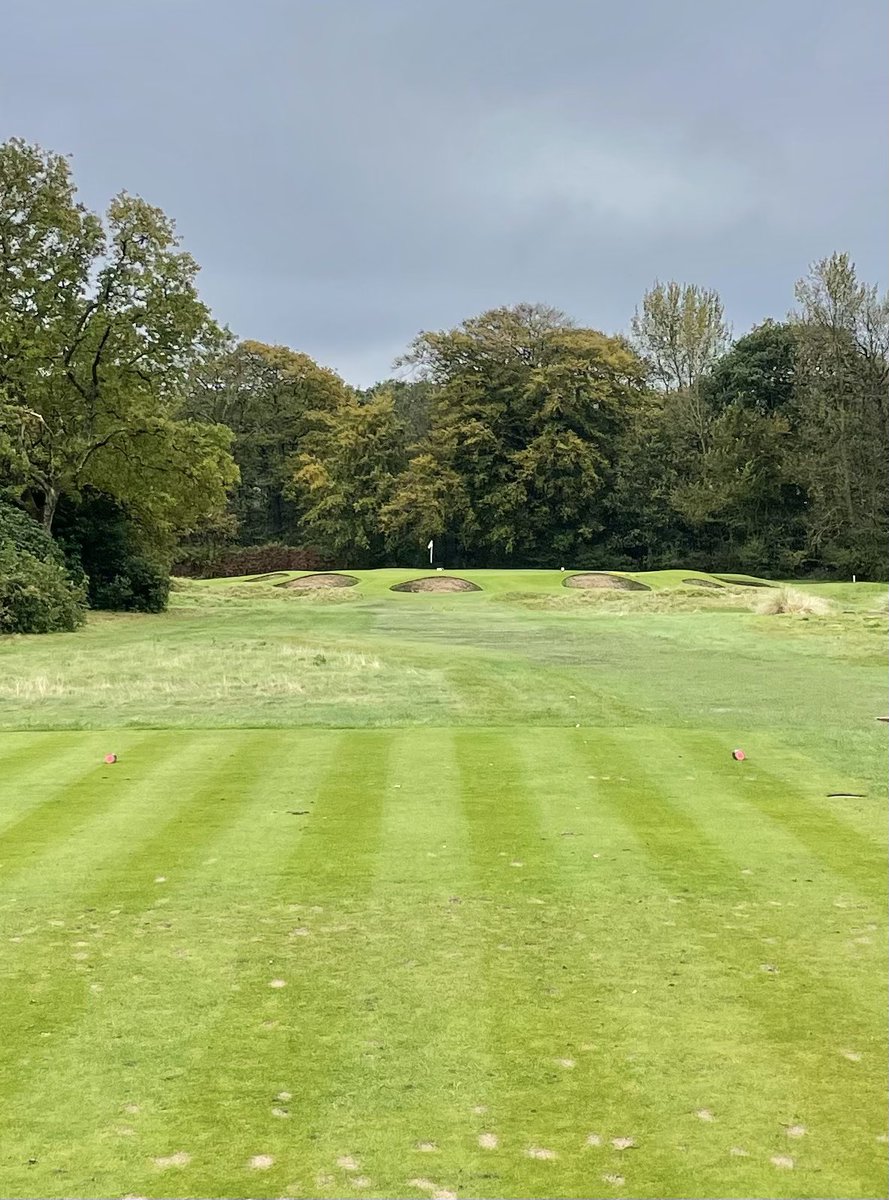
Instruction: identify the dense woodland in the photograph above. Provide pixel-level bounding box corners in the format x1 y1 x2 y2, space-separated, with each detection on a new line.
2 139 887 631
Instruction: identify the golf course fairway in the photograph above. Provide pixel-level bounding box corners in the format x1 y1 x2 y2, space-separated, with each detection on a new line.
0 571 886 1199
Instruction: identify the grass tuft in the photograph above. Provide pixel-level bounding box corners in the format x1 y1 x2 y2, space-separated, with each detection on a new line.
755 586 833 616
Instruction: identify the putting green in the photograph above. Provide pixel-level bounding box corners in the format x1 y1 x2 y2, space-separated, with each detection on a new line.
0 577 885 1199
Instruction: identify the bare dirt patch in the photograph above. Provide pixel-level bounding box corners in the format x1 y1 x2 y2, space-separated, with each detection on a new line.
391 576 481 593
279 573 358 590
564 573 650 592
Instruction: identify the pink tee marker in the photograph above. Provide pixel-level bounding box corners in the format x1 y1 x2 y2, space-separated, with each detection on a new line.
732 748 746 761
103 753 118 764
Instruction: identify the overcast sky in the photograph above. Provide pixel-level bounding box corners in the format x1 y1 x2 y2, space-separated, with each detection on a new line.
3 0 886 384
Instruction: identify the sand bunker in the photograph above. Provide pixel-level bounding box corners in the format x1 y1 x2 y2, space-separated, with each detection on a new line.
391 576 481 593
278 573 358 589
563 572 650 592
682 577 724 589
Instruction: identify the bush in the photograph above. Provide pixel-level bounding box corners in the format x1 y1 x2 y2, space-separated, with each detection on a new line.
89 555 170 613
0 543 86 634
754 586 832 616
54 491 171 613
0 501 64 564
172 542 331 579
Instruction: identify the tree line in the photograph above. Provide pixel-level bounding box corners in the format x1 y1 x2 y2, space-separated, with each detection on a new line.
2 138 887 630
184 268 887 580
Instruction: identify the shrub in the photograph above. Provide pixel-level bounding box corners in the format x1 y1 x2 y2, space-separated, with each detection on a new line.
0 501 64 564
0 543 86 634
54 491 171 613
172 543 331 578
89 555 170 613
754 586 832 616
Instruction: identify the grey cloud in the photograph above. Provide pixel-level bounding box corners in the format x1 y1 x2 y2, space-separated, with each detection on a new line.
2 0 885 384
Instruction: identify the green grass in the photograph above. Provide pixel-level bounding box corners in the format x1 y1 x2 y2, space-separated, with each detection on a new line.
0 571 886 1198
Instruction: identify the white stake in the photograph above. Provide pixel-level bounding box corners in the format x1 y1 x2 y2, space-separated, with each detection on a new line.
427 538 434 565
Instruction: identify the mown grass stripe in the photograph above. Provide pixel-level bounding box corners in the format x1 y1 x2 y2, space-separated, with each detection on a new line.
659 729 887 900
0 735 253 1072
0 731 176 882
108 730 394 1200
0 731 330 1199
558 730 886 1191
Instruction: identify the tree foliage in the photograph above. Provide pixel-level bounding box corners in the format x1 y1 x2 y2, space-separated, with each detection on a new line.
2 132 885 604
0 138 237 540
383 305 647 565
184 340 348 543
631 280 731 392
0 501 86 633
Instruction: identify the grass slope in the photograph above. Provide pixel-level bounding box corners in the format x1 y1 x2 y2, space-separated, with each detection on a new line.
0 573 886 1199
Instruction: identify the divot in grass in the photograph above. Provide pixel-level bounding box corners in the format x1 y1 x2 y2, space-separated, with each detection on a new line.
601 1173 625 1186
586 1133 602 1147
771 1154 794 1169
478 1133 498 1149
337 1155 360 1171
525 1146 556 1160
695 1109 716 1122
611 1136 636 1150
154 1151 191 1168
249 1154 275 1169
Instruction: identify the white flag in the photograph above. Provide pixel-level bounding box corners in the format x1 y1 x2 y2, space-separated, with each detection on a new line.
427 539 434 550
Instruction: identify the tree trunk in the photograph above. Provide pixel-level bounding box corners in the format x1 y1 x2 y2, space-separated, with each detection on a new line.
41 487 59 533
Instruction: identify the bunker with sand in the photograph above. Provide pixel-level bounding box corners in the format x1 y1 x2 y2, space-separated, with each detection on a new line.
563 572 650 591
390 576 482 593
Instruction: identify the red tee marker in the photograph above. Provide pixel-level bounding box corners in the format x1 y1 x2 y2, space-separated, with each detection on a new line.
732 748 746 761
103 753 117 764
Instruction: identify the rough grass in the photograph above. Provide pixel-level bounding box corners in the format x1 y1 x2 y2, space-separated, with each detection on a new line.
501 586 751 614
0 569 886 1199
756 587 833 616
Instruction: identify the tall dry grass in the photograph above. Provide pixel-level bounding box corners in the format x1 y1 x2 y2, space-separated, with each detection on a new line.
754 587 832 616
